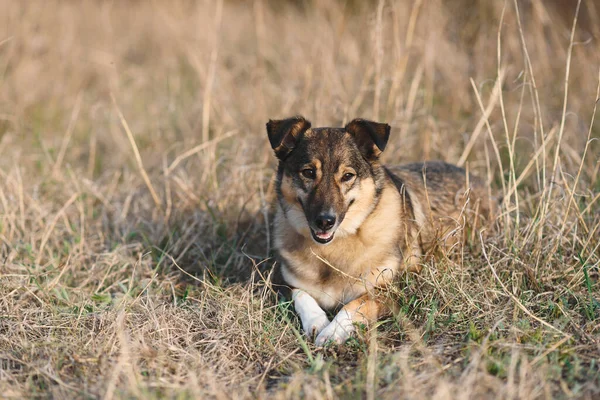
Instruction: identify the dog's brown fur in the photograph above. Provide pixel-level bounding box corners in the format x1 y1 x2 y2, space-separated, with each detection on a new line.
267 116 494 344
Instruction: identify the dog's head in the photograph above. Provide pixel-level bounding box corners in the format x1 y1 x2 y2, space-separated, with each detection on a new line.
267 116 390 245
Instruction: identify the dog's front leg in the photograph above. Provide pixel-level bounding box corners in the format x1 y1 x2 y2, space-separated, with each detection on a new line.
292 289 330 338
315 294 383 346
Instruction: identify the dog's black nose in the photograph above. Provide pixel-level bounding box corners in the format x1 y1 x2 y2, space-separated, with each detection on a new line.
315 214 336 231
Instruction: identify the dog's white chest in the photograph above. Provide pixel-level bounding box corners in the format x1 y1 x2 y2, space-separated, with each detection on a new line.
280 265 366 310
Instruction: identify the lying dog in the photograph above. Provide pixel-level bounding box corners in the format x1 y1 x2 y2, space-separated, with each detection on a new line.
267 116 493 346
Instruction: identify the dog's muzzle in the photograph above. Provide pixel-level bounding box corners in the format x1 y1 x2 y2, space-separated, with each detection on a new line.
310 213 336 244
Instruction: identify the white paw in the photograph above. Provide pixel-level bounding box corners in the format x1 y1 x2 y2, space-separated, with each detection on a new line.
302 311 330 337
314 310 355 347
292 289 330 337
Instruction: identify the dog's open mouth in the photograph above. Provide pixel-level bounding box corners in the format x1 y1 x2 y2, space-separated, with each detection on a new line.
310 229 335 244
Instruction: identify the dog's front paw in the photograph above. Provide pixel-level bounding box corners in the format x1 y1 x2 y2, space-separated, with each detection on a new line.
302 311 330 337
314 311 355 347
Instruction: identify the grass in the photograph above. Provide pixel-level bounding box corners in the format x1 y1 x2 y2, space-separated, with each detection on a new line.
0 0 599 398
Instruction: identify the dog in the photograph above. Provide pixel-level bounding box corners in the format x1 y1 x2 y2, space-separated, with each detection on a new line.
266 116 493 346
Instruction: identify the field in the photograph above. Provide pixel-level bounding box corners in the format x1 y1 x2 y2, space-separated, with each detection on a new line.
0 0 599 398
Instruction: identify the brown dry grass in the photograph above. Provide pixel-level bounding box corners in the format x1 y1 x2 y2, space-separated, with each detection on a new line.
0 0 599 398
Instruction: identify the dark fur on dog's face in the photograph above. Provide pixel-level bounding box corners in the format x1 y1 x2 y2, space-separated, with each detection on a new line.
267 116 390 245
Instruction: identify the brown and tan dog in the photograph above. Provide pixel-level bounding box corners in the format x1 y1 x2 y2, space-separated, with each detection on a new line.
267 116 493 346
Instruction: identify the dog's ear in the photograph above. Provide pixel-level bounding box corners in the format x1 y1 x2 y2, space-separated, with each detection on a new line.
345 118 391 160
266 116 311 160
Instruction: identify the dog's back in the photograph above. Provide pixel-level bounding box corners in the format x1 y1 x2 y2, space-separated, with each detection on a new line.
387 161 494 255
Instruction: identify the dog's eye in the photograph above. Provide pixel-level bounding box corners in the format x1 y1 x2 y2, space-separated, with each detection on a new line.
341 172 355 182
301 168 316 179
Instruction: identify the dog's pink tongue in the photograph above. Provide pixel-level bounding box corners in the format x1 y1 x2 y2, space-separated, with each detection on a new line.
316 231 333 240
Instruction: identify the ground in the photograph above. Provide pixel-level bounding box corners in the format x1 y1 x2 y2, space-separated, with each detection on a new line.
0 1 599 399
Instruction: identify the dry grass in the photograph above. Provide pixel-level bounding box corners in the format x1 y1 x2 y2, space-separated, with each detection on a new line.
0 0 599 398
